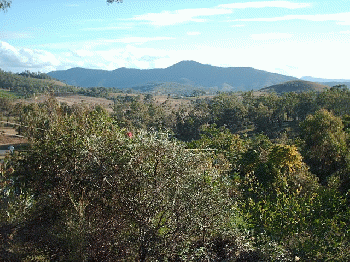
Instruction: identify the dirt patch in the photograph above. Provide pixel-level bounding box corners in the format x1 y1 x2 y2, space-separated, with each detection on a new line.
0 127 27 146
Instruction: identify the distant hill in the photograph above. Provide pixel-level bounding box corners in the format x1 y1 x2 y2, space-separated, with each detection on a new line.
48 61 298 91
301 76 350 82
321 82 350 88
260 80 329 94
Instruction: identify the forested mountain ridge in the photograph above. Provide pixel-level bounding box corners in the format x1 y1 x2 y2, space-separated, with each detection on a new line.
48 60 298 91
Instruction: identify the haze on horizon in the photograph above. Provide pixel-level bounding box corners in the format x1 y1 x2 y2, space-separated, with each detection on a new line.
0 0 349 79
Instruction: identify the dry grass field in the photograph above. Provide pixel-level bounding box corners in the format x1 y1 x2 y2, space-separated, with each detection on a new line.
21 94 115 112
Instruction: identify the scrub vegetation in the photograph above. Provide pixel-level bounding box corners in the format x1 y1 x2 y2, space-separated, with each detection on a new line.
0 83 350 261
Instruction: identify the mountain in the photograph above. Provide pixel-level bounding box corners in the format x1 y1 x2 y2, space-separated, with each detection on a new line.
301 76 350 82
320 82 350 88
260 80 329 94
300 76 350 89
48 61 298 91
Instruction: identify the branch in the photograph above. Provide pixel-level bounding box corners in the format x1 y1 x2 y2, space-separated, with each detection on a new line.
0 0 11 11
107 0 123 3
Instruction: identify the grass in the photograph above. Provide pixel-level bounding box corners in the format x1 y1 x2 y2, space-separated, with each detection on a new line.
0 89 21 99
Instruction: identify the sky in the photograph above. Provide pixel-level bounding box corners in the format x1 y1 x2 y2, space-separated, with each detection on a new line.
0 0 349 79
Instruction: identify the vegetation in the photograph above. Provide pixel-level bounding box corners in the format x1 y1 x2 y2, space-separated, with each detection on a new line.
0 69 77 97
1 86 350 261
16 71 56 80
0 0 11 11
0 0 121 12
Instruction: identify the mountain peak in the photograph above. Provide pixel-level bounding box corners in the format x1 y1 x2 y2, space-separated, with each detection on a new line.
168 60 205 68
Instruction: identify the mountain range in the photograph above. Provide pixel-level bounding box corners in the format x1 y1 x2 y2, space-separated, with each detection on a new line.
48 61 298 92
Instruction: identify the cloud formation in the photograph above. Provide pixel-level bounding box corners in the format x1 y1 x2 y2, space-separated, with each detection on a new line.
219 1 311 9
0 41 172 72
234 12 350 25
132 8 231 26
0 41 60 72
131 1 310 26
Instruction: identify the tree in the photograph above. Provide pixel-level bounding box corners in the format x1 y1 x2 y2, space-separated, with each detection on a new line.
0 0 11 11
300 109 349 182
1 0 122 12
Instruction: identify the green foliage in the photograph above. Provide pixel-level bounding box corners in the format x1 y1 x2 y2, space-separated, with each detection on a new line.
300 109 349 182
236 133 350 261
0 69 79 97
2 87 350 261
242 180 350 261
17 70 55 80
3 100 246 261
0 89 19 99
0 0 11 11
113 94 177 132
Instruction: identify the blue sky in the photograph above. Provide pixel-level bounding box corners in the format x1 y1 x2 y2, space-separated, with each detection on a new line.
0 0 349 79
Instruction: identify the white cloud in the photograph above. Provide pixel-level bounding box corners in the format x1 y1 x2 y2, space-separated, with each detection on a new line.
0 41 60 72
187 32 201 36
219 1 311 9
251 33 293 40
102 36 175 44
234 12 350 25
132 8 231 26
131 1 311 27
51 46 172 71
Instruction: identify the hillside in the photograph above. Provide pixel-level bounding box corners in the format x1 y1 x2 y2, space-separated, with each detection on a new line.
322 82 350 88
48 61 298 91
260 80 329 94
0 69 79 96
